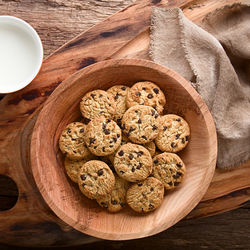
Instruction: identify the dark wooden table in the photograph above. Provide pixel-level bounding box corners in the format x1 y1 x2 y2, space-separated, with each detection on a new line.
0 0 249 249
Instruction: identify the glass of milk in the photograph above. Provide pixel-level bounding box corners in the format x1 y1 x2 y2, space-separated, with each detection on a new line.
0 16 43 94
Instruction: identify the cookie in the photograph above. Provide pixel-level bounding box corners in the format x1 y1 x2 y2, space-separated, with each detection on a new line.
96 175 129 213
121 105 160 144
108 134 130 163
64 154 95 183
78 160 115 199
59 122 91 160
114 143 152 182
152 152 186 190
107 85 130 124
144 141 156 157
155 114 190 153
126 81 166 114
84 117 122 156
80 90 115 120
126 177 164 213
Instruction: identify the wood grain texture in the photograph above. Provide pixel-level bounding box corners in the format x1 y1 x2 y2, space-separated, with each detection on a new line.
0 0 249 247
31 59 217 240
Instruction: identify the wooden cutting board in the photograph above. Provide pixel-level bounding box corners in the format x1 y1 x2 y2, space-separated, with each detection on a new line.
0 0 249 247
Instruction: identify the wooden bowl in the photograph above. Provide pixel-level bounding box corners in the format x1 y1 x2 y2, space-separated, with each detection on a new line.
31 59 217 240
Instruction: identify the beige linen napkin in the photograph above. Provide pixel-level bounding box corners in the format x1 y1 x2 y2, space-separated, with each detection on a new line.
150 3 250 169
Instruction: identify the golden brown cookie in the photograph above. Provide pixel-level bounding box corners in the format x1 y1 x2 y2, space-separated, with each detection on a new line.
155 114 190 153
64 154 95 183
152 152 186 190
80 90 115 120
96 175 129 213
126 177 164 213
78 160 115 199
84 117 122 156
121 105 160 144
107 85 130 124
59 122 91 160
126 81 166 114
114 143 152 182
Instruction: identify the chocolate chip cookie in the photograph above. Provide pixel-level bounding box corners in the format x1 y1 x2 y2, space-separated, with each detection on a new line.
78 160 115 199
126 177 164 213
64 154 95 183
96 174 129 213
126 81 166 114
155 114 190 153
107 85 130 124
114 143 152 182
121 105 160 144
59 122 91 160
152 152 186 190
84 117 122 156
80 90 115 120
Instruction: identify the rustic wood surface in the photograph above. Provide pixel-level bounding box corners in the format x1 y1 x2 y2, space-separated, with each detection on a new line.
0 0 249 248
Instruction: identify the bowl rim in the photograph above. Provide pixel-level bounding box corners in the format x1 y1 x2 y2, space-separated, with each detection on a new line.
31 58 217 240
0 15 43 94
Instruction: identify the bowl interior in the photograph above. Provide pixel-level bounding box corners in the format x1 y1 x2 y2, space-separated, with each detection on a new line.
31 59 216 240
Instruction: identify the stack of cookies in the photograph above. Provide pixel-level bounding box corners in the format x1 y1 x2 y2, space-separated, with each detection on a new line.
59 81 190 213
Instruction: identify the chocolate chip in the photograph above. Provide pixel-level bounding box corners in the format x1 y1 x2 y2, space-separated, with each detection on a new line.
155 113 159 118
131 167 135 172
94 146 97 149
150 187 154 192
182 138 185 144
80 174 86 180
186 136 189 141
120 202 125 207
99 111 105 114
152 125 158 130
176 134 180 139
152 104 157 110
90 93 96 98
117 134 120 138
114 93 119 100
102 123 107 129
128 154 134 160
102 147 105 152
138 183 142 186
142 135 147 140
113 137 117 143
174 182 180 186
82 118 90 125
136 92 141 96
153 159 159 164
151 109 155 116
177 172 182 176
109 145 113 148
138 119 142 124
142 87 146 90
153 88 159 94
118 150 124 156
67 129 71 134
171 142 176 148
173 174 179 179
73 150 77 153
111 200 118 205
163 126 167 131
176 163 182 168
104 129 110 135
80 128 84 133
106 119 111 123
89 137 95 145
149 204 154 210
137 151 144 156
101 202 108 208
135 110 139 113
120 170 125 174
176 118 181 122
147 93 153 99
137 163 142 169
129 127 136 132
168 181 173 186
99 94 103 98
121 86 126 91
71 138 76 141
98 169 104 176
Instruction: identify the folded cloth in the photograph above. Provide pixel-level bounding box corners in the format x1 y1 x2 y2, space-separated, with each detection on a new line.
149 3 250 170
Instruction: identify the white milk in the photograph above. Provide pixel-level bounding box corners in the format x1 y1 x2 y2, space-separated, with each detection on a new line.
0 18 42 93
